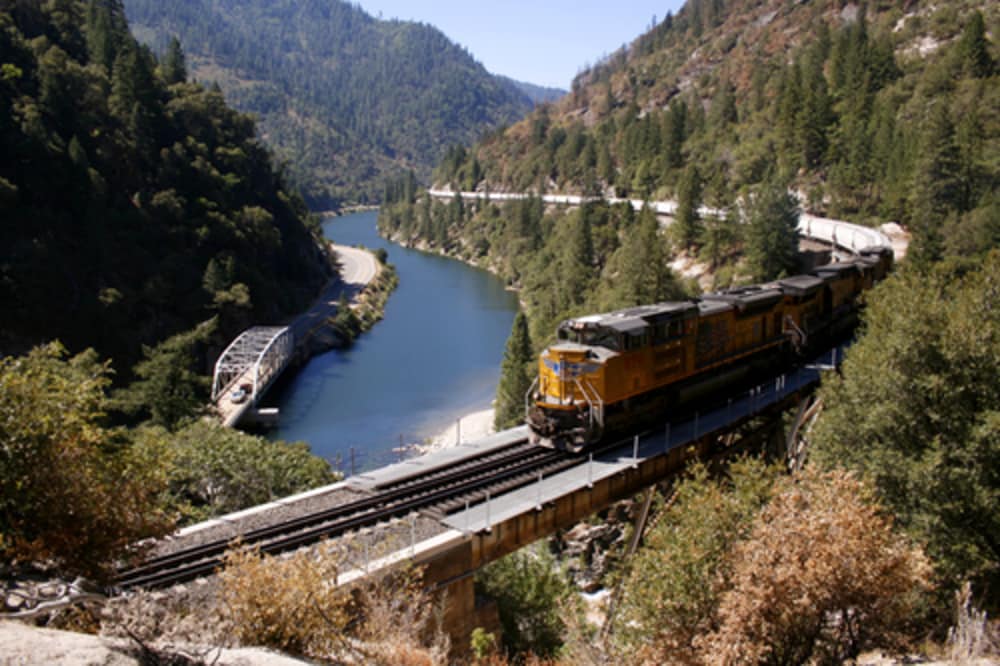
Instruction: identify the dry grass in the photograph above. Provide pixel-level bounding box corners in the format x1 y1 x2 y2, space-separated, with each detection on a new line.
948 583 1000 663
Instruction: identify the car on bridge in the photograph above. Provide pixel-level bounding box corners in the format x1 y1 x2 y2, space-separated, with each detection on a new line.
230 386 248 404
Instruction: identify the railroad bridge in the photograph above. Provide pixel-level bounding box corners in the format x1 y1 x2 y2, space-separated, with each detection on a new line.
121 349 837 648
118 210 898 653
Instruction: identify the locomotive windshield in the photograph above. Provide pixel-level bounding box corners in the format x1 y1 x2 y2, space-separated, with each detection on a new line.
557 324 621 351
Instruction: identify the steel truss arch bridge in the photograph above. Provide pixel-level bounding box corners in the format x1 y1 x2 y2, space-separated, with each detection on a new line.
211 326 294 408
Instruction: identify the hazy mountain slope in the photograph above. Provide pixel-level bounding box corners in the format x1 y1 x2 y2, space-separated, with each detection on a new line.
123 0 535 207
499 76 567 104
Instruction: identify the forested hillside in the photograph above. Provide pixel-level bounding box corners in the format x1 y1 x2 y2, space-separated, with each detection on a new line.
426 0 997 263
0 0 331 379
1 0 342 582
381 0 997 429
123 0 536 207
384 0 997 333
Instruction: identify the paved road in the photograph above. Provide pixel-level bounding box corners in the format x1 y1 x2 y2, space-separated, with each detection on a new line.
288 243 380 344
334 243 379 292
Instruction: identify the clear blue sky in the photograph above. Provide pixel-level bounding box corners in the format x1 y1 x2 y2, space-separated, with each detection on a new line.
354 1 686 90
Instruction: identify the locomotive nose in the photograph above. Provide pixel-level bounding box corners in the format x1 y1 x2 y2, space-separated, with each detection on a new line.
539 345 592 405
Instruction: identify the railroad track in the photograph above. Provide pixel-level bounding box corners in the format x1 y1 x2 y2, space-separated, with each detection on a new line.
115 439 578 590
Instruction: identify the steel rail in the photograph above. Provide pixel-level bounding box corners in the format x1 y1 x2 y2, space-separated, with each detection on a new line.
371 440 535 492
115 441 566 589
121 440 537 578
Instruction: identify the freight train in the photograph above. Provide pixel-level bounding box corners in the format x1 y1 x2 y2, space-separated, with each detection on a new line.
526 247 894 452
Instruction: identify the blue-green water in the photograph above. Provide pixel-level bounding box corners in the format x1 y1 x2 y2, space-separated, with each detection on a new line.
265 210 519 471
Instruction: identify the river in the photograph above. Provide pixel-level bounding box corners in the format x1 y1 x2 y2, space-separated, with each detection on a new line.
265 210 519 472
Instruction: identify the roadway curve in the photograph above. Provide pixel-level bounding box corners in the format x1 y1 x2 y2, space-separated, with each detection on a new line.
287 243 380 346
428 189 905 258
334 243 379 290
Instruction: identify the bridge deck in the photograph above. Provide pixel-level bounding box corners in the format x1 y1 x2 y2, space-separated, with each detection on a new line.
216 368 257 427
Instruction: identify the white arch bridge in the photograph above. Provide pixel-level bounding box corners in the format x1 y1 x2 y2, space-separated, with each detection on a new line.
211 326 294 427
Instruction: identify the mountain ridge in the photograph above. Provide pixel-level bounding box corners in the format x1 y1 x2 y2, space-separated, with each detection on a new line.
123 0 537 207
431 0 997 254
499 76 567 105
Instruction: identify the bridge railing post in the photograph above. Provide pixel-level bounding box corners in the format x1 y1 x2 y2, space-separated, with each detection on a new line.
410 514 416 557
587 453 593 488
485 491 491 532
536 472 543 511
632 435 639 468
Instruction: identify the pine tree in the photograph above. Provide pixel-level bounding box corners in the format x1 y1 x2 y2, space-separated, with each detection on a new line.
776 63 802 156
597 142 615 189
916 103 962 213
494 312 534 430
797 53 833 168
85 0 116 72
745 179 800 281
161 36 187 85
513 195 543 248
109 39 159 120
664 100 687 170
558 212 595 311
603 205 682 308
674 163 703 250
710 81 737 127
908 103 961 268
957 10 994 79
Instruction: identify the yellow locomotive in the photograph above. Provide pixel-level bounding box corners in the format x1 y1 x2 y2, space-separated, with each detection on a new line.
527 248 893 452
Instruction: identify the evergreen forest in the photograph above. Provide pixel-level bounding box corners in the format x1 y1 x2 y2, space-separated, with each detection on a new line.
122 0 537 208
380 0 1000 423
1 0 332 377
1 0 339 579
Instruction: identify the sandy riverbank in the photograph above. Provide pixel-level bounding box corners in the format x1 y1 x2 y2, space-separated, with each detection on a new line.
419 407 496 453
